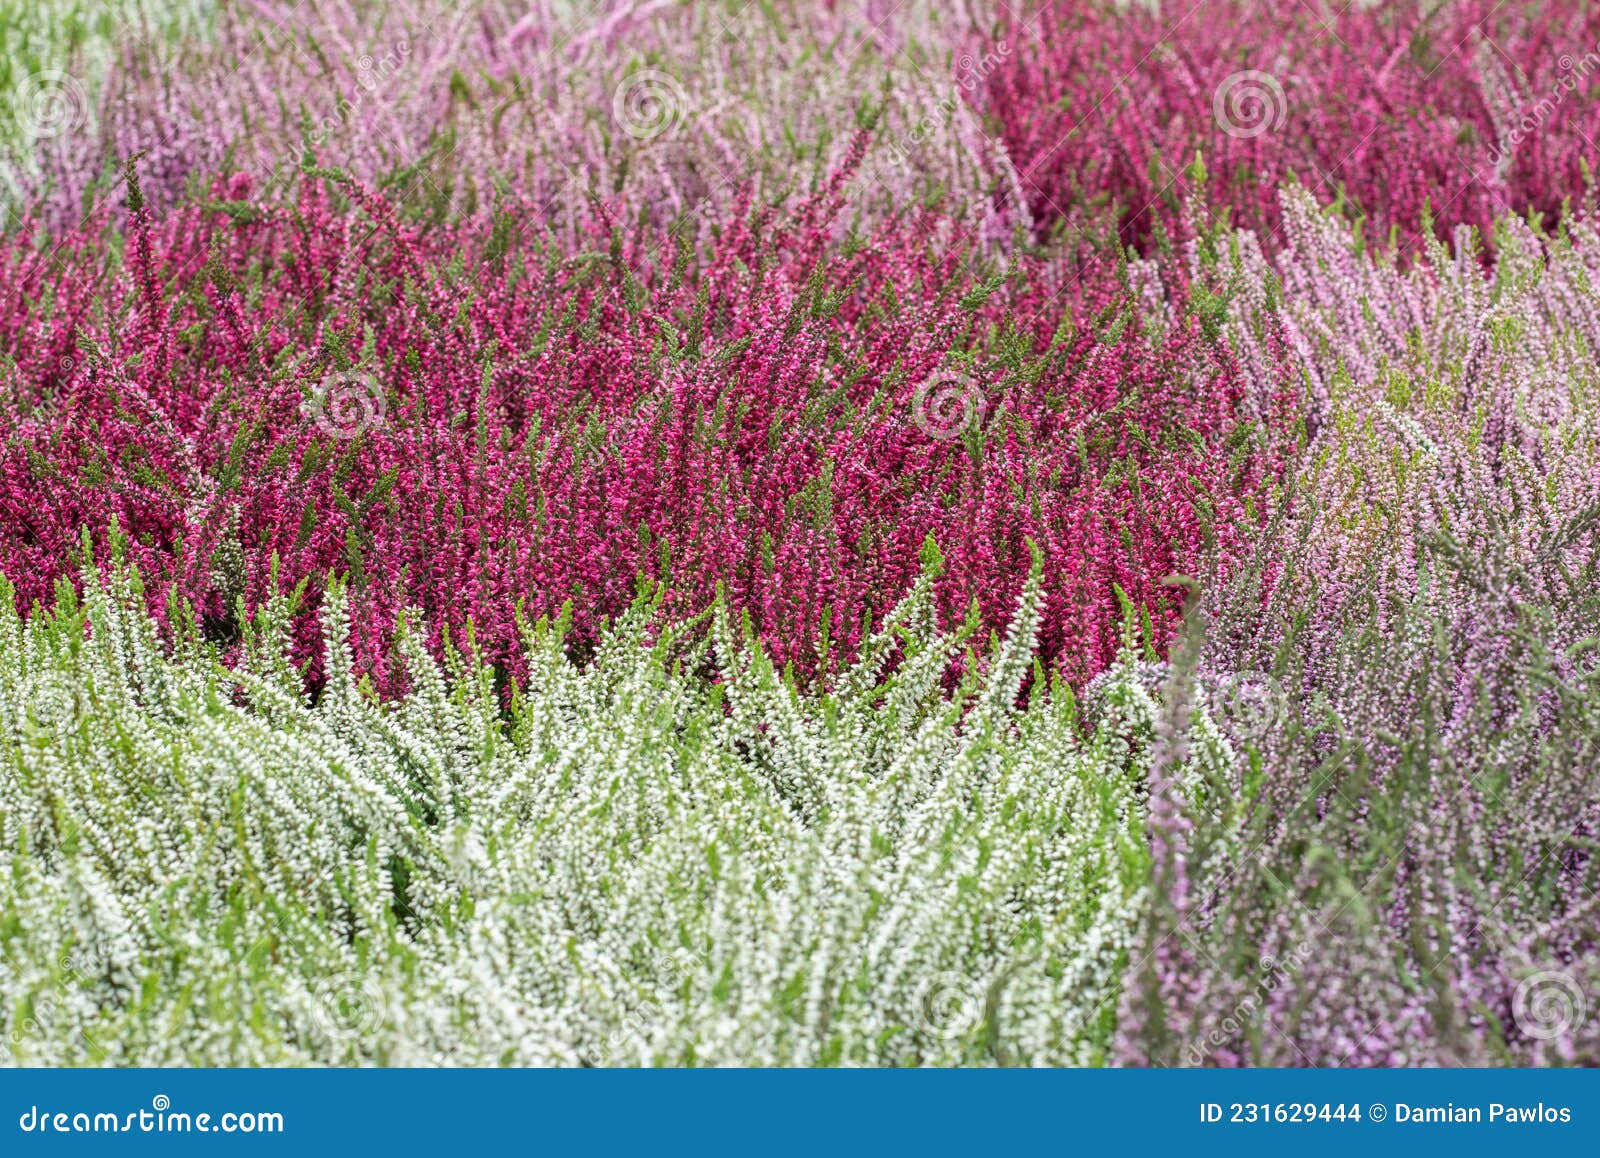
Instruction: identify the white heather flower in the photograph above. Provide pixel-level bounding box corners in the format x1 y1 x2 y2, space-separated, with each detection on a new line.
0 557 1214 1066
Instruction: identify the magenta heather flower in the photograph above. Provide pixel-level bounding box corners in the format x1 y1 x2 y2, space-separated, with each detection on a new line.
980 1 1600 256
0 160 1290 694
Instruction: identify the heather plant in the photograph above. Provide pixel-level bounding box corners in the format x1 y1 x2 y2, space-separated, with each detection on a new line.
5 0 1600 1073
0 545 1171 1066
23 1 1600 262
0 0 210 222
1212 187 1600 629
0 161 1288 692
1116 505 1600 1066
980 0 1600 256
13 0 1030 244
1111 188 1600 1066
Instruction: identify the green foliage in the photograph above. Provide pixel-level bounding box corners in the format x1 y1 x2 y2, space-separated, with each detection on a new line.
0 555 1232 1065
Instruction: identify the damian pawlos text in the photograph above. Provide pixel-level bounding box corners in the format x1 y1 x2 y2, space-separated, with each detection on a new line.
1393 1103 1573 1125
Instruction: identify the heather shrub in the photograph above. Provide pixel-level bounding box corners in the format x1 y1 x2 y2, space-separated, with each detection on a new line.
0 161 1289 691
1116 510 1600 1066
24 0 1600 262
1214 188 1600 626
12 0 1029 243
1112 189 1600 1066
0 547 1170 1065
5 0 1599 1073
0 0 210 220
982 0 1600 255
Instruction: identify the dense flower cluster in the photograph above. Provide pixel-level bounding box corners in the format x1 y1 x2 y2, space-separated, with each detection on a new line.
1124 518 1600 1066
1 551 1158 1065
6 1 1024 242
983 0 1600 254
2 0 1598 1067
0 159 1288 691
